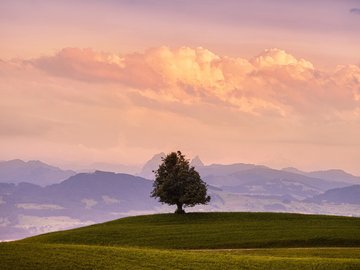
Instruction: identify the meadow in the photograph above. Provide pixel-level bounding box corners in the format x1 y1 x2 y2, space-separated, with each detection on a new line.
1 212 360 269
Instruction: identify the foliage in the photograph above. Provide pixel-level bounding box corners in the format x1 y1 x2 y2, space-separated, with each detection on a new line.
151 151 210 213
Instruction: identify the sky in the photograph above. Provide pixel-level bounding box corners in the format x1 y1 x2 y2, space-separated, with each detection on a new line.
1 0 360 174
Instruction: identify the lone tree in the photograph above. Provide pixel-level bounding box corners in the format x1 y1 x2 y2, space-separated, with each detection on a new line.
151 151 211 214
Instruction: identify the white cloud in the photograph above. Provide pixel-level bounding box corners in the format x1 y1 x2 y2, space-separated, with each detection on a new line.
81 198 98 209
16 203 64 210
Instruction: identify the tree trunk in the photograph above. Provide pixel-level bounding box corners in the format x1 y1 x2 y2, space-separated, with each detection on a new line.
175 203 185 214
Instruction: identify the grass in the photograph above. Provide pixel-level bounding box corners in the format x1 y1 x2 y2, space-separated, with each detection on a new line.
1 243 360 270
22 212 360 249
2 212 360 269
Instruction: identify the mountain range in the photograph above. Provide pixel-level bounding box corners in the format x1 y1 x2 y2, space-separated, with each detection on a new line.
0 155 359 241
0 171 159 241
0 160 76 186
308 185 360 205
282 167 360 185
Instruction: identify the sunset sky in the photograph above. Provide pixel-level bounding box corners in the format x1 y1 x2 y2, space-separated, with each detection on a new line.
1 0 360 174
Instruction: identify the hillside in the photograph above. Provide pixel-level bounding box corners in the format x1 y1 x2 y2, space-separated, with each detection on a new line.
0 171 160 241
22 212 360 249
309 185 360 204
2 212 360 270
2 167 360 242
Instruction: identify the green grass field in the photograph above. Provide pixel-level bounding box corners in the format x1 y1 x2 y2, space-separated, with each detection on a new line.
1 212 360 269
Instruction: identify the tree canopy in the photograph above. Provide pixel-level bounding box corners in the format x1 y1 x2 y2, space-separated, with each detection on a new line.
151 151 210 214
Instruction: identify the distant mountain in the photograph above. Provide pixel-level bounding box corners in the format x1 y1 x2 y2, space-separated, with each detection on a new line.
282 167 305 175
140 155 261 180
0 160 76 186
282 167 360 185
307 170 360 185
0 171 161 240
190 156 204 168
140 155 355 199
1 168 360 241
204 167 348 199
6 171 159 217
139 153 165 179
2 157 359 241
308 185 360 205
79 162 140 174
196 163 265 177
43 171 157 214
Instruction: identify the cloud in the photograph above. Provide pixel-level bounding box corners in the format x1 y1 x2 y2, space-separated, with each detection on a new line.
34 46 313 89
33 48 125 83
350 8 360 15
1 47 360 174
251 48 313 70
30 46 360 117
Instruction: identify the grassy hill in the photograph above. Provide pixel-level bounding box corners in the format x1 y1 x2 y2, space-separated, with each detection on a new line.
2 212 360 269
21 212 360 249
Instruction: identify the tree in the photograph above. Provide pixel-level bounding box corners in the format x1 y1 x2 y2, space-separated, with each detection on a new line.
151 151 211 214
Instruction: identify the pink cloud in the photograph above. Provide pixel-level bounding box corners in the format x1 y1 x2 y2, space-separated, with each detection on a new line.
1 48 360 174
34 48 124 82
29 46 360 116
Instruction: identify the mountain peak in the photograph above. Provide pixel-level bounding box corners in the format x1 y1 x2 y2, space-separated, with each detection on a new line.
282 167 304 174
190 156 204 167
153 152 166 159
94 170 116 175
139 152 166 179
27 160 52 168
6 159 26 165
